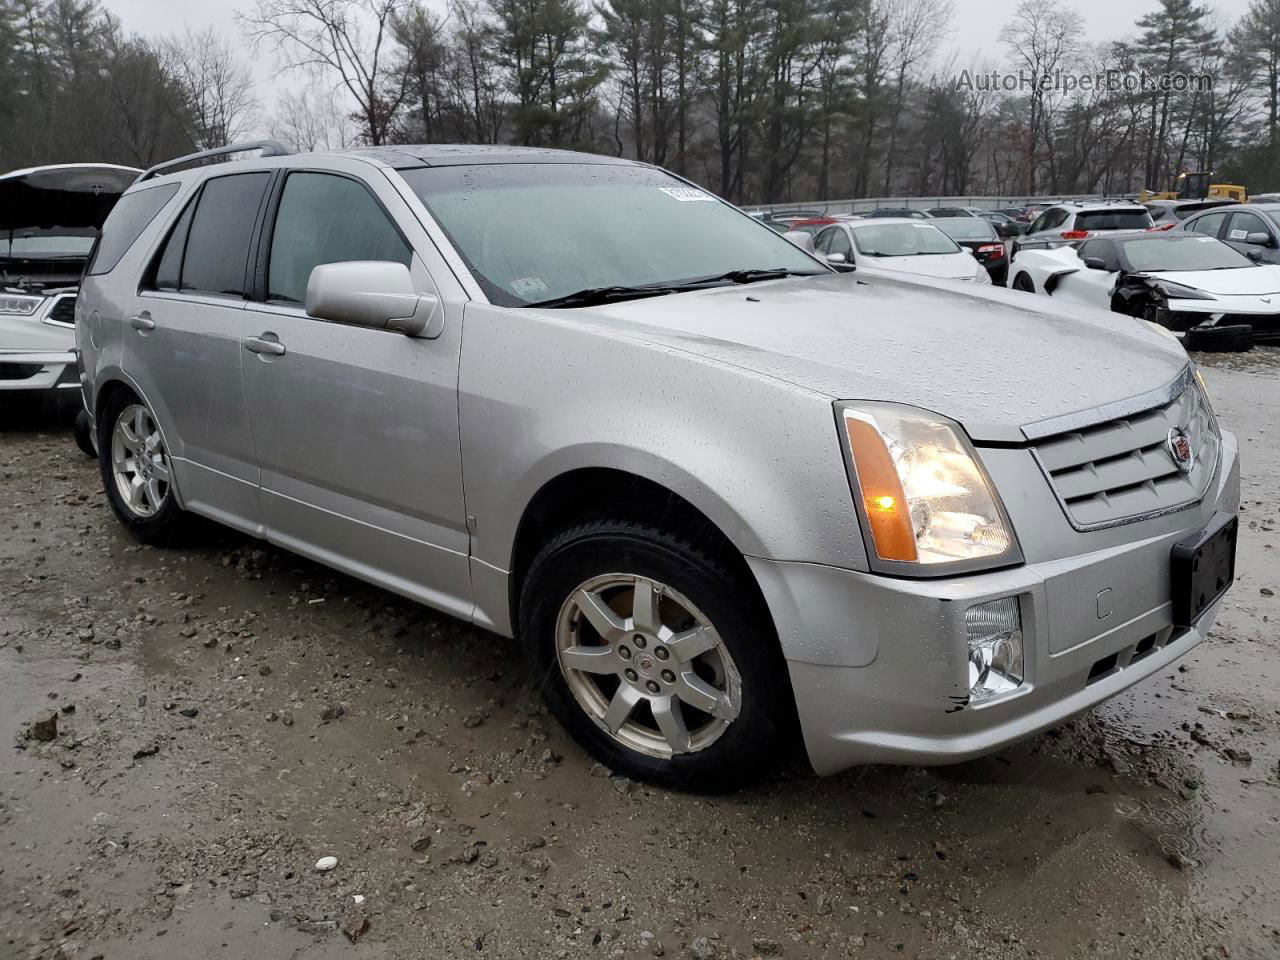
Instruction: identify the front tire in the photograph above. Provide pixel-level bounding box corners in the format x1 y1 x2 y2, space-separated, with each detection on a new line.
520 520 793 791
98 392 188 544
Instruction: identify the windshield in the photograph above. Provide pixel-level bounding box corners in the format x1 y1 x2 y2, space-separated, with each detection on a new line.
1075 209 1153 230
1 229 97 259
402 164 823 306
849 223 961 256
1120 236 1254 272
933 219 997 241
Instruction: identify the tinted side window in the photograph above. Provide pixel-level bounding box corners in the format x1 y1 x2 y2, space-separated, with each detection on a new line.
267 172 412 305
813 227 836 254
87 182 179 276
151 199 196 291
181 173 272 298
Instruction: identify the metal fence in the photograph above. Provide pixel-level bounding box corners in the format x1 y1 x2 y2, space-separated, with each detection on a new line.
741 194 1138 217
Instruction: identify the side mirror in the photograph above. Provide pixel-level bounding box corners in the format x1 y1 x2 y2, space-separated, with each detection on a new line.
825 251 847 263
1083 256 1109 270
1245 231 1274 247
305 261 441 338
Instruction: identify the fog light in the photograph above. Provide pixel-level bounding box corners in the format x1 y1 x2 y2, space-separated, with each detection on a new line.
965 596 1024 702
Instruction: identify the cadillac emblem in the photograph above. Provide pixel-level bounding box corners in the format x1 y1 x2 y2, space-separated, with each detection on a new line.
1167 426 1195 473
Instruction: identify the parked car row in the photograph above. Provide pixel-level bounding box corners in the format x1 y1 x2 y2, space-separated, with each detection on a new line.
4 146 1245 792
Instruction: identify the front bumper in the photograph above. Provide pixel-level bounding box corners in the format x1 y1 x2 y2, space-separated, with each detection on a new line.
751 429 1240 775
0 349 79 392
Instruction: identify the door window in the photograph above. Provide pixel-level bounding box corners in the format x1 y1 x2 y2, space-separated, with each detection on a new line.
827 228 853 260
1188 211 1227 236
178 173 271 298
267 172 412 306
1226 211 1270 242
813 227 837 254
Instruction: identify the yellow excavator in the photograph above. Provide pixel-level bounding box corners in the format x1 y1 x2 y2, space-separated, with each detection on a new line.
1139 170 1248 203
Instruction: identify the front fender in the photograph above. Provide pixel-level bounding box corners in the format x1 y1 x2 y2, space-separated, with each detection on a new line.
459 303 869 582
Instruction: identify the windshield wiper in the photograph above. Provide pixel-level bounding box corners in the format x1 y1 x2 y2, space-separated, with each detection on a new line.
526 285 678 309
667 267 824 287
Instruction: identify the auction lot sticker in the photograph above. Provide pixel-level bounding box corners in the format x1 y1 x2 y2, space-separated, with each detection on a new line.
660 187 716 202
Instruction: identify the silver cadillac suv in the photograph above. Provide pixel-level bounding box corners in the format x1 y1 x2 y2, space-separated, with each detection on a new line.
77 143 1239 789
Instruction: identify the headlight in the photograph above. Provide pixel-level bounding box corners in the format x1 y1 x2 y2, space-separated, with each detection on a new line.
1154 280 1214 301
1 294 42 316
838 402 1020 573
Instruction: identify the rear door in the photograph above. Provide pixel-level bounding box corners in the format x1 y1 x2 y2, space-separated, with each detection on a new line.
240 166 471 618
126 171 273 533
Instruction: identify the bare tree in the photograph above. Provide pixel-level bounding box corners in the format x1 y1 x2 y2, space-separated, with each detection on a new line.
163 27 258 148
999 0 1084 193
269 71 357 149
878 0 953 194
237 0 412 145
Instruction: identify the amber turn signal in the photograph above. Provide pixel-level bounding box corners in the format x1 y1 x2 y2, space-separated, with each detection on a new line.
843 415 919 562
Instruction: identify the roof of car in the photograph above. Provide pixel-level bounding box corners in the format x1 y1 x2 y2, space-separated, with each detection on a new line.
1055 200 1148 211
341 144 640 169
847 217 939 228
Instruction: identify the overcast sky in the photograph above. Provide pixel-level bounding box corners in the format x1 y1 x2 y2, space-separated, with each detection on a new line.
102 0 1254 134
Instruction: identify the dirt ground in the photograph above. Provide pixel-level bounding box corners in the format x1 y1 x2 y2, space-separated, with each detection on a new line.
2 350 1278 960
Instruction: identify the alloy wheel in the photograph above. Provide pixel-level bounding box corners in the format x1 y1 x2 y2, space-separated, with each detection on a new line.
555 573 742 759
110 403 171 518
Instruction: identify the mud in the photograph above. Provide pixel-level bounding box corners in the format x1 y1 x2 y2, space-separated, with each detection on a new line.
1 351 1278 960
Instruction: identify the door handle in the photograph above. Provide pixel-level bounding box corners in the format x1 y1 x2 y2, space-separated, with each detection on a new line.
128 312 155 332
244 335 286 357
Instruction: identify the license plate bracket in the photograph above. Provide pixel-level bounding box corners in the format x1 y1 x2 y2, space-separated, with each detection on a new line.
1170 513 1237 628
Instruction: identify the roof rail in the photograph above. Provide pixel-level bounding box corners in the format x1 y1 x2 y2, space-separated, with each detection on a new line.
136 140 295 183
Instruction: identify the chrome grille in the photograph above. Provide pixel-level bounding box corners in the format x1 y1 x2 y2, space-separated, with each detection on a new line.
1031 382 1218 530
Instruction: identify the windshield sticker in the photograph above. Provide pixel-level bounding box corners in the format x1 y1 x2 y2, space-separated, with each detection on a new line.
1228 229 1247 240
659 186 716 202
510 277 549 296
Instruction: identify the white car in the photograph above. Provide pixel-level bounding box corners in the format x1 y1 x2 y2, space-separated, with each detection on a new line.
1009 232 1280 348
811 219 990 284
1 163 141 400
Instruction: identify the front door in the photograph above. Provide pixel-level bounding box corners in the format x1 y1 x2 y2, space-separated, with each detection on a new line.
240 169 471 618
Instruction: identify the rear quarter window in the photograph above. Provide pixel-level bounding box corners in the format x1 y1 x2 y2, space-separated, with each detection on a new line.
86 182 180 276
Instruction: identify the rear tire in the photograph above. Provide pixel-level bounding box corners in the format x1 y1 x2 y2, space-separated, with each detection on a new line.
1011 272 1035 293
98 391 189 545
520 519 793 791
73 408 97 459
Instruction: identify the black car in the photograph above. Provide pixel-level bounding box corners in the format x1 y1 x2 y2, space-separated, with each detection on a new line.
930 217 1008 284
979 211 1027 238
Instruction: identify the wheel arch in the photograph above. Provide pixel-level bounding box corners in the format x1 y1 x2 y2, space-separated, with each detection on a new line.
92 372 187 509
507 466 774 641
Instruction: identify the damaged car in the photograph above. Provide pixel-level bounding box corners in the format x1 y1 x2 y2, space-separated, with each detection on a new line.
1009 232 1280 350
1 162 140 417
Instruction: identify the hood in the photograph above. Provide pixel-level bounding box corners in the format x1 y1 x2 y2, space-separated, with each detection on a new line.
0 163 140 232
858 252 979 281
1148 264 1280 297
570 272 1188 442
